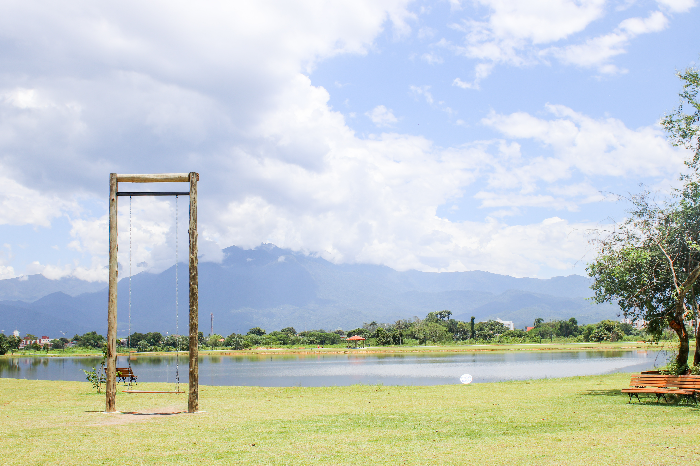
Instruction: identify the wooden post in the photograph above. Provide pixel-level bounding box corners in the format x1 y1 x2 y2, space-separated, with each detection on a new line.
188 172 199 413
106 173 118 412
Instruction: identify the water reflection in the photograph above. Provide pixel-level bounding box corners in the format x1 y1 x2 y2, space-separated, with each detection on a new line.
0 349 668 386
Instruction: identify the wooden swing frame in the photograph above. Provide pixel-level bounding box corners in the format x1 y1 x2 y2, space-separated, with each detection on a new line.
106 173 199 413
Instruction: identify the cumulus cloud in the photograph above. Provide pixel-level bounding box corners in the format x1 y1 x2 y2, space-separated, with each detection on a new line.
548 11 669 73
366 105 399 127
409 85 434 104
447 0 691 85
482 104 686 179
656 0 696 13
0 0 691 281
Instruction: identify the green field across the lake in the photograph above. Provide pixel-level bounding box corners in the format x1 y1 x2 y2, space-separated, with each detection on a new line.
1 373 698 465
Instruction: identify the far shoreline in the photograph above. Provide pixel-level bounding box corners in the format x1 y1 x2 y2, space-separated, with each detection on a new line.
1 340 668 358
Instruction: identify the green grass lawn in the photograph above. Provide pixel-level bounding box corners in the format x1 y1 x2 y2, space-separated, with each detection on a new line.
1 373 697 465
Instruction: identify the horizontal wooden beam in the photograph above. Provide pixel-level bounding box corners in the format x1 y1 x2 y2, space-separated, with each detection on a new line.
115 173 191 183
116 191 190 197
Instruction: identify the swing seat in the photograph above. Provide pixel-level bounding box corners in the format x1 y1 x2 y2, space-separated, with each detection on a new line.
106 367 137 385
123 389 185 394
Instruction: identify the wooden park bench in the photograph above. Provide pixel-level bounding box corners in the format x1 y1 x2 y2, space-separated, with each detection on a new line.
622 374 700 403
104 367 138 385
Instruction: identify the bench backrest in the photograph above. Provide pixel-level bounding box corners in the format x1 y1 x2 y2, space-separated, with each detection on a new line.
104 367 134 376
630 374 700 389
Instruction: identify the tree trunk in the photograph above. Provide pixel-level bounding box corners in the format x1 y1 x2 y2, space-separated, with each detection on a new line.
668 315 690 368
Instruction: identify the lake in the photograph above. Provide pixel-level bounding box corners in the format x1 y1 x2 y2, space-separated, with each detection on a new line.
0 349 668 386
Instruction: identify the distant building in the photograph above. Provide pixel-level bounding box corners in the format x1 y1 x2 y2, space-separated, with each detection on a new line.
19 336 51 349
526 326 535 332
496 318 514 331
620 318 646 330
13 330 20 337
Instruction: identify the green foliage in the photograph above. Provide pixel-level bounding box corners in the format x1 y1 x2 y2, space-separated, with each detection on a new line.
375 327 392 346
206 334 224 347
247 327 266 337
0 334 8 355
224 333 250 350
588 320 624 342
298 330 341 346
50 339 65 350
661 66 699 165
73 331 106 349
6 335 20 354
659 355 689 376
413 321 449 344
83 365 106 393
83 348 107 393
473 320 509 342
453 321 471 341
347 328 369 338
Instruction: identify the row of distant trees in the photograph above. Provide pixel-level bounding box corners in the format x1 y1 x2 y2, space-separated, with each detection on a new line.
137 312 652 351
0 314 657 354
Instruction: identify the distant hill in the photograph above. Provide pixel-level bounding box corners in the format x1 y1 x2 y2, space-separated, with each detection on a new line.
0 244 620 337
0 274 106 302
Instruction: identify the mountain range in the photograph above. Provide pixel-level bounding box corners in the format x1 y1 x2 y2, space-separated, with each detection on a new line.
0 244 620 337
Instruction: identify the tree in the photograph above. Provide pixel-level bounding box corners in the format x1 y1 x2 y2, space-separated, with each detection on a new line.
661 64 700 365
50 339 65 350
436 310 452 321
453 321 471 341
470 316 475 340
589 64 700 368
413 322 449 344
224 333 249 350
207 334 223 347
144 332 163 347
589 320 624 343
7 335 20 354
280 327 297 336
247 327 266 337
473 320 509 342
661 66 699 168
375 327 392 346
588 191 698 367
74 331 106 349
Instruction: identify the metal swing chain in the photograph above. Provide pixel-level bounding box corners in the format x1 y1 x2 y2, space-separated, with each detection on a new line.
128 195 132 354
175 195 180 392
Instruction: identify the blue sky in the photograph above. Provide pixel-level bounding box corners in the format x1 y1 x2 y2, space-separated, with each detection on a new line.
0 0 698 281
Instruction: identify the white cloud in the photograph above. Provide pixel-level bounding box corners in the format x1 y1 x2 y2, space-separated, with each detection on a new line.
421 52 444 64
447 1 690 84
0 0 691 282
482 104 687 179
453 63 494 90
366 105 399 127
410 85 434 104
0 169 75 227
548 11 669 73
470 0 606 44
656 0 696 13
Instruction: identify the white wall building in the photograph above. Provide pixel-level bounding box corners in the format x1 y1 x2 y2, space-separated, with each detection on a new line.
496 318 515 331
